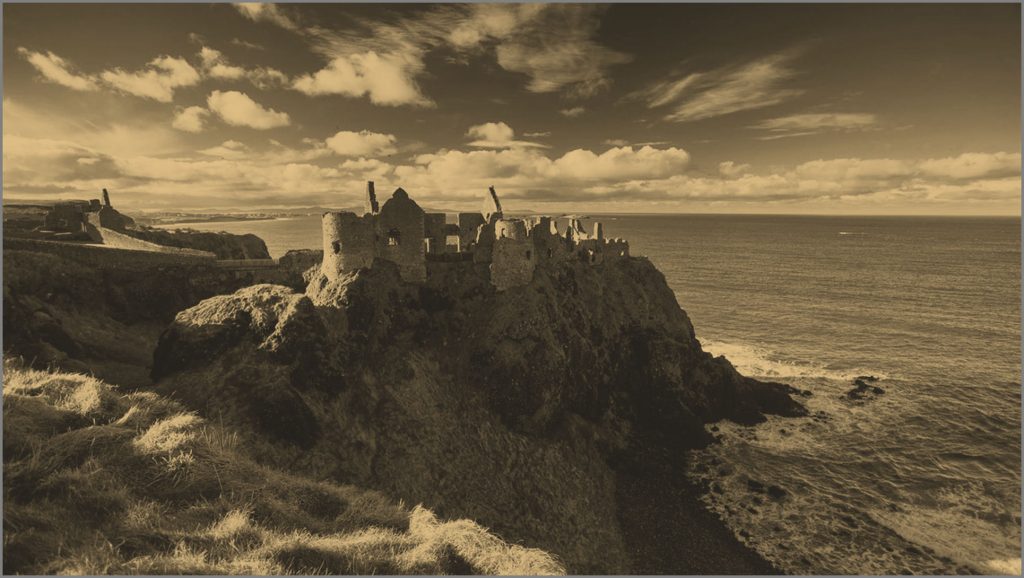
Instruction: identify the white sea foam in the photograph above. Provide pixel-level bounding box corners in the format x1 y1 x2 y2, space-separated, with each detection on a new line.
701 339 887 382
983 558 1022 575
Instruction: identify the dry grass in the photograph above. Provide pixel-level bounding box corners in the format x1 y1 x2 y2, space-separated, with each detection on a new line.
2 359 565 575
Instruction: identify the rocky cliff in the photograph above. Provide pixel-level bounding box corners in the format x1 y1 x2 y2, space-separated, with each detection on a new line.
125 227 271 259
150 255 806 573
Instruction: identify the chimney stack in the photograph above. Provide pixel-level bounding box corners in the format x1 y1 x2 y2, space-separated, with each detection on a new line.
102 188 111 207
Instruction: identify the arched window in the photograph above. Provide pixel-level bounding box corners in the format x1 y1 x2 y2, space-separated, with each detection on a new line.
331 240 342 254
387 228 401 246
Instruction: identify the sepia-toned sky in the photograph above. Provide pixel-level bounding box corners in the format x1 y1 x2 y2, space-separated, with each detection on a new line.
3 3 1021 214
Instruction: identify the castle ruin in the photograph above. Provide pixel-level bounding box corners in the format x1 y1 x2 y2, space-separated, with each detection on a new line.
321 183 630 290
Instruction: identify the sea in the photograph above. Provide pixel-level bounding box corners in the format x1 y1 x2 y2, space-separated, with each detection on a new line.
161 213 1021 575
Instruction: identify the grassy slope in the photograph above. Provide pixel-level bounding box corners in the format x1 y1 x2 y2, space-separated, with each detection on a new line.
2 361 564 575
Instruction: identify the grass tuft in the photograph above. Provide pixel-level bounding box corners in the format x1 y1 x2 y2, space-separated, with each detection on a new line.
3 362 565 575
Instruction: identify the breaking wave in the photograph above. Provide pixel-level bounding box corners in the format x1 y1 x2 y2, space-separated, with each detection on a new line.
701 339 888 382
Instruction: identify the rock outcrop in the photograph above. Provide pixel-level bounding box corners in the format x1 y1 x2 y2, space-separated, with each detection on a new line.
150 255 806 573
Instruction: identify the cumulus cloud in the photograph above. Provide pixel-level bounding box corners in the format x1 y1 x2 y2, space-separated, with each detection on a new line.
752 112 878 139
206 90 290 129
17 48 98 91
100 56 202 102
291 52 430 107
560 107 586 118
324 130 397 157
172 106 209 133
636 51 804 122
466 122 547 149
719 161 752 177
234 3 298 30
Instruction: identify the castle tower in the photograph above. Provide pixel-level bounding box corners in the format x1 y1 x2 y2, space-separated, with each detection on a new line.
321 211 376 281
102 188 111 207
364 181 379 216
593 221 604 241
483 186 503 224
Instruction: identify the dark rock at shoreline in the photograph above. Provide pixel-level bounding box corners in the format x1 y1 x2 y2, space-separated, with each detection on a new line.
842 376 886 401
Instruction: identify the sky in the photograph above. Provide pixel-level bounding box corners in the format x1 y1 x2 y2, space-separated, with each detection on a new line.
3 2 1021 215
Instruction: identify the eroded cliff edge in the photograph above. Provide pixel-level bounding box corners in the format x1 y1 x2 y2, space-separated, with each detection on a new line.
150 255 805 573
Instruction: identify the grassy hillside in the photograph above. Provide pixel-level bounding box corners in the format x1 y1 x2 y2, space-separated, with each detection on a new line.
2 360 564 575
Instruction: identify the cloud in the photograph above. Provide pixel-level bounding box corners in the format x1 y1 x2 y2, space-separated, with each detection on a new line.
198 46 290 88
292 52 431 107
719 161 752 177
752 112 878 139
290 4 628 109
455 5 633 97
395 145 691 201
636 51 804 122
324 130 397 156
172 106 209 133
17 48 98 91
231 38 265 50
466 122 548 149
199 140 249 159
523 131 551 138
206 90 290 129
560 107 585 118
234 3 298 30
917 152 1022 181
100 56 201 102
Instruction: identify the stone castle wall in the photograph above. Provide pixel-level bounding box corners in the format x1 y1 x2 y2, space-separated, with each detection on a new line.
320 184 630 291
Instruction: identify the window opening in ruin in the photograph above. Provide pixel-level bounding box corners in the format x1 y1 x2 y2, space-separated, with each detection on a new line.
332 241 341 254
525 250 532 259
387 229 401 246
547 248 553 258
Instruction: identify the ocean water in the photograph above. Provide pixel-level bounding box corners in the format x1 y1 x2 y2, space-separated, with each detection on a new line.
163 214 1021 575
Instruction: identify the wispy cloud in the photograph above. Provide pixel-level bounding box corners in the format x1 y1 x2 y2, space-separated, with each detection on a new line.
233 3 299 31
636 50 804 122
263 4 630 107
559 107 585 118
100 56 201 102
17 48 99 92
751 112 878 139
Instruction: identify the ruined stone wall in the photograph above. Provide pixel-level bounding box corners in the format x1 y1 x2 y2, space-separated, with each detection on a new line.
490 236 536 291
529 217 571 264
458 213 485 251
322 212 376 281
423 213 448 255
377 189 426 283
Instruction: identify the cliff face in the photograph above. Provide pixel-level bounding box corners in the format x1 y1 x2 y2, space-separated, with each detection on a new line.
150 255 805 573
125 227 271 259
1 247 308 387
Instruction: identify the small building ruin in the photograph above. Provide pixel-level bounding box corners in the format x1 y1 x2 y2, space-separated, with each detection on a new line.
322 182 630 290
